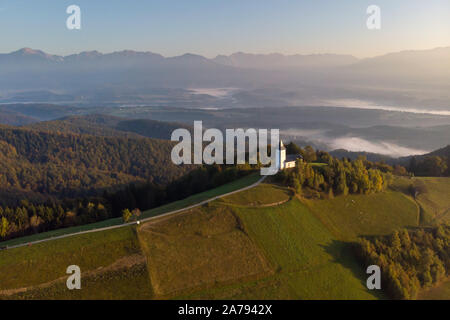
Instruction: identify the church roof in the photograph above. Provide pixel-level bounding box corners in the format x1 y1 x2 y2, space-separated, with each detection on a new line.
280 140 286 150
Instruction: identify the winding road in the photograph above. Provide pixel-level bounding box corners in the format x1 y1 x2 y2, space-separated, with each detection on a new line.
4 175 267 250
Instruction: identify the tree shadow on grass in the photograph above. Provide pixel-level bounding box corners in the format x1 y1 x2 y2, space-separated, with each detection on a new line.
320 239 386 300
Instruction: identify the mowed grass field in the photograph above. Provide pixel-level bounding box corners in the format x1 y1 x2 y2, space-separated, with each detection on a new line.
1 177 447 299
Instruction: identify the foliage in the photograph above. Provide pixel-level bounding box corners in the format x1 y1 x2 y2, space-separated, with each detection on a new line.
356 226 450 299
276 147 392 196
0 164 255 242
122 209 132 223
409 155 449 177
0 126 192 203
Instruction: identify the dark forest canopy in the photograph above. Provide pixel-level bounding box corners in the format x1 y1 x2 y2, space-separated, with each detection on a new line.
0 164 255 242
25 114 193 140
0 125 192 204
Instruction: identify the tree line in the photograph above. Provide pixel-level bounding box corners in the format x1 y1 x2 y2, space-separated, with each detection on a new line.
0 164 255 241
355 226 450 299
276 145 394 197
408 155 449 177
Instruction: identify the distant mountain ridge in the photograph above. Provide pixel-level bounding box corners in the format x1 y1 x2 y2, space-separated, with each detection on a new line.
0 47 358 68
2 46 448 70
1 46 449 109
26 114 193 140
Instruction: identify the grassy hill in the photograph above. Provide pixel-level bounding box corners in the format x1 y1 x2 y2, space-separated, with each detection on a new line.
0 227 153 299
1 177 448 300
412 177 450 223
392 176 450 224
303 191 419 241
187 198 380 299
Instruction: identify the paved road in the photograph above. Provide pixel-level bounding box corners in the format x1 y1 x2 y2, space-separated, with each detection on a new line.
4 175 267 250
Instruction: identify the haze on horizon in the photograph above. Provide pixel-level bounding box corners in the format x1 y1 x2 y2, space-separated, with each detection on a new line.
0 0 449 58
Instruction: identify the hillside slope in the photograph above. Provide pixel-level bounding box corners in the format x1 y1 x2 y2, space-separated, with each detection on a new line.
1 178 436 300
0 125 191 203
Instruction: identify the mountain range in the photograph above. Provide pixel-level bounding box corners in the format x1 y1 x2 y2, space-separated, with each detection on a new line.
0 46 449 109
1 47 449 75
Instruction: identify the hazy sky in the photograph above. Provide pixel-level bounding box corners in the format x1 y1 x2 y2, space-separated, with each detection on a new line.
0 0 449 57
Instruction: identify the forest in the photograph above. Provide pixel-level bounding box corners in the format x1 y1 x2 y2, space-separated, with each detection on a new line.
356 226 450 299
0 163 255 241
0 125 192 204
408 155 449 177
277 144 395 197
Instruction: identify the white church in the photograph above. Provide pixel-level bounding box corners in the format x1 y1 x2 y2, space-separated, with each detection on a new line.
276 140 302 170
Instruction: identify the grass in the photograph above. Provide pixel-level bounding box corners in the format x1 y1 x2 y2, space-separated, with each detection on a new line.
138 204 272 297
414 177 450 223
184 199 379 299
2 175 446 300
417 280 450 300
391 176 450 224
219 183 291 206
0 172 261 247
140 172 261 219
0 227 145 294
303 191 419 241
310 162 328 167
8 263 153 300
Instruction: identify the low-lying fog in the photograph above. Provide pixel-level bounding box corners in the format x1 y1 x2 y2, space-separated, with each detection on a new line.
281 129 430 157
321 99 450 116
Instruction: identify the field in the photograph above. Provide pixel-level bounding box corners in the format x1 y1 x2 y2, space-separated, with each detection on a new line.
1 176 448 299
414 178 450 223
183 199 380 299
392 176 450 224
303 191 419 241
219 183 291 206
139 204 272 297
0 227 153 299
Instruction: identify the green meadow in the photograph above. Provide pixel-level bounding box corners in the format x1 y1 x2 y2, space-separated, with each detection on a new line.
1 177 448 299
184 198 381 299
